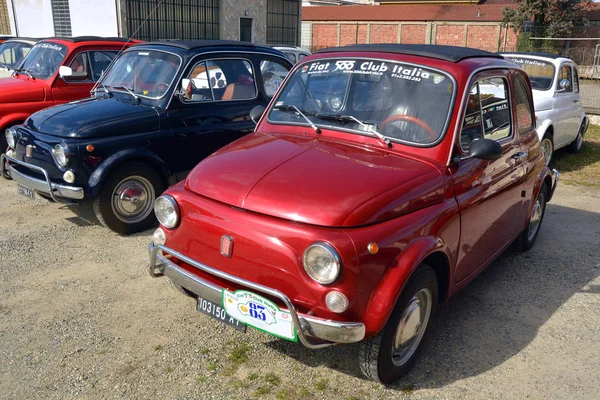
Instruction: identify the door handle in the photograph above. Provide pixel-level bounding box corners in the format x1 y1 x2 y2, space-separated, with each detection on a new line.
511 152 528 161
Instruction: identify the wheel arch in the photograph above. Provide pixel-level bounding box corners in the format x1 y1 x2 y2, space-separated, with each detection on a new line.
88 149 173 197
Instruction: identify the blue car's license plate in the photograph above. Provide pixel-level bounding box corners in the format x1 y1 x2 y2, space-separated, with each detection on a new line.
17 184 34 200
197 296 246 332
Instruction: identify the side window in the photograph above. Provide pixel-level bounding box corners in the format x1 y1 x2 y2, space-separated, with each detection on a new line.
573 67 580 93
461 76 511 149
89 51 118 82
211 59 256 101
181 61 214 102
66 52 91 82
298 53 308 61
514 75 534 133
260 59 290 97
558 66 572 92
284 52 296 63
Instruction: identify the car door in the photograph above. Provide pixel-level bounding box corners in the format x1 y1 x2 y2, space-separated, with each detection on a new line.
166 54 272 181
554 64 579 147
450 70 527 282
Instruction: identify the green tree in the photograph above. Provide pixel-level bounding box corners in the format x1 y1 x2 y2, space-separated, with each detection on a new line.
502 0 593 40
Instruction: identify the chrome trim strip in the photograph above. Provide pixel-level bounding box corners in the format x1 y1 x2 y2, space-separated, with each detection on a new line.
148 243 366 348
0 153 84 200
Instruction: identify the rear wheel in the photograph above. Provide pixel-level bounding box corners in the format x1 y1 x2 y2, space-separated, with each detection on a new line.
567 124 585 154
359 266 438 383
515 183 547 252
93 162 164 235
540 133 554 165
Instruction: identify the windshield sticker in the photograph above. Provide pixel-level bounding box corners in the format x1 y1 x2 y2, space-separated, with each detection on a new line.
508 58 549 67
37 43 65 52
303 60 446 84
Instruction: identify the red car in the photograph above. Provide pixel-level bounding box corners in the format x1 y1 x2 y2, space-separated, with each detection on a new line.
148 44 559 383
0 36 136 152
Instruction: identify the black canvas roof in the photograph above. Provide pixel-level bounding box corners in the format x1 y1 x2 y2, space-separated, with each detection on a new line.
139 40 270 50
43 36 131 43
316 44 504 62
500 52 564 60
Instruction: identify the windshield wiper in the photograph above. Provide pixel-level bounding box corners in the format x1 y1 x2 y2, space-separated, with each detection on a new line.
315 113 393 147
14 68 34 79
0 61 9 71
93 82 112 95
112 85 138 101
274 104 321 134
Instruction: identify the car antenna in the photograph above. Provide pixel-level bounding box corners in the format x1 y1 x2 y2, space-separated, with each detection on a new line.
90 0 164 94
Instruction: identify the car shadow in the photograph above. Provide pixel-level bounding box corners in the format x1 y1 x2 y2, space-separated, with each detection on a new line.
264 203 600 389
61 203 155 237
551 137 600 172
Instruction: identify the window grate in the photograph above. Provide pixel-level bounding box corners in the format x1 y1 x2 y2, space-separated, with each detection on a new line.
125 0 220 41
51 0 72 36
267 0 300 46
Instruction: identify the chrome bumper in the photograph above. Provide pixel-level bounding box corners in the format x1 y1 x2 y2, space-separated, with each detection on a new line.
148 243 366 349
549 168 560 201
0 153 84 200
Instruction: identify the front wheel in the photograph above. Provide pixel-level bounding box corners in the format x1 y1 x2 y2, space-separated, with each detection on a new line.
359 266 438 383
93 162 164 235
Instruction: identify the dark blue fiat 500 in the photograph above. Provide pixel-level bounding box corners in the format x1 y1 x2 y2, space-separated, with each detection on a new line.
1 40 291 234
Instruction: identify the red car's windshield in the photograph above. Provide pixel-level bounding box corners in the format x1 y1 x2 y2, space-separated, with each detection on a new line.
18 42 67 79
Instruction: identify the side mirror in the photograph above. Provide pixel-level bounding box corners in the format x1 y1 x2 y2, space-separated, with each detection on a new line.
250 105 266 124
452 138 502 163
59 66 73 78
557 79 570 92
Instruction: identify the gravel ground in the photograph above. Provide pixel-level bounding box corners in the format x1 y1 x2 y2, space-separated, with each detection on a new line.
0 178 599 400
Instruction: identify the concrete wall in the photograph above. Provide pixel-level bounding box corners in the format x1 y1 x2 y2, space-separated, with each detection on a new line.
310 21 519 52
69 0 119 36
12 0 54 37
220 0 267 43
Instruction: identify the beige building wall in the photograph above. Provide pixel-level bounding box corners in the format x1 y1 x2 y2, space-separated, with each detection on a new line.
220 0 267 43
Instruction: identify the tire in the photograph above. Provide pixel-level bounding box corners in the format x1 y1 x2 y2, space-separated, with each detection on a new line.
92 162 164 235
567 124 585 154
540 133 554 165
515 183 548 252
359 266 438 384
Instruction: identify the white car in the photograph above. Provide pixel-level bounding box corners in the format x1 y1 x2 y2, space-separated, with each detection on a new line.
269 45 311 64
502 52 589 164
0 38 38 79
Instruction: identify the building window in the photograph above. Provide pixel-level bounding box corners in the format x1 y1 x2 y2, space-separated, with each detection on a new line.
0 0 10 35
51 0 72 37
267 0 300 46
125 0 219 41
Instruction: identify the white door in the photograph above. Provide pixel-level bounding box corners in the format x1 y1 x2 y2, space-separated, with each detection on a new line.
554 64 579 147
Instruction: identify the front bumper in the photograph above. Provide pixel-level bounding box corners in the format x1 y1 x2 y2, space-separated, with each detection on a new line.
0 153 84 201
148 243 366 349
549 168 560 201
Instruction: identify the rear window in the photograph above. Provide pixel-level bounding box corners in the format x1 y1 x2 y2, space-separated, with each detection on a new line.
506 57 555 91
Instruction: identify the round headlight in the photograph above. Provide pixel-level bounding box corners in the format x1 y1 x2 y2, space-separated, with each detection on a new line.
154 195 179 229
302 242 341 284
52 143 69 167
5 128 16 149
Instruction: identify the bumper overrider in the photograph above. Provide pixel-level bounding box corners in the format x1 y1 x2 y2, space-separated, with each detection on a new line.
148 243 366 349
0 153 84 201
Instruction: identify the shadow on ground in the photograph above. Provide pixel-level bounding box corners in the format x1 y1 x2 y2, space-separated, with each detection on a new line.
266 203 600 389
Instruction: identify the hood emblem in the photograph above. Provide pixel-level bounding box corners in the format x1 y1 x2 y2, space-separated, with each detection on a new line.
25 145 35 157
220 235 234 258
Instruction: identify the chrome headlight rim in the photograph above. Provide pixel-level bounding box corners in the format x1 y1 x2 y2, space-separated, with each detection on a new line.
302 241 342 285
52 143 69 167
154 195 180 229
5 127 17 149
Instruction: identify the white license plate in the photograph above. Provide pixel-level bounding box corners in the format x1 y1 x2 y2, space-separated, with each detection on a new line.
17 184 34 200
222 290 297 342
197 296 246 332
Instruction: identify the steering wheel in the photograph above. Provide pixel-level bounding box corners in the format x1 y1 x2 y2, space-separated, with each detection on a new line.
380 114 437 142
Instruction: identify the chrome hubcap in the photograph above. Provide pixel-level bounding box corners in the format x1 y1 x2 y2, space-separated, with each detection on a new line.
527 192 545 241
392 288 432 366
111 176 155 223
541 138 553 165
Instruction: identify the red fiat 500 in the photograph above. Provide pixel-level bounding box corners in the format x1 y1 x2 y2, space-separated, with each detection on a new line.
148 44 559 383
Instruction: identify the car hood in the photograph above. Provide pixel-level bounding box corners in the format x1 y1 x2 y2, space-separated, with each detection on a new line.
26 96 160 138
0 76 45 103
185 132 445 227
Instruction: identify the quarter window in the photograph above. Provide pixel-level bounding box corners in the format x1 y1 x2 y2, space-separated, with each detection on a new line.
461 77 511 150
558 66 573 92
182 58 256 102
260 59 290 97
514 75 534 133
